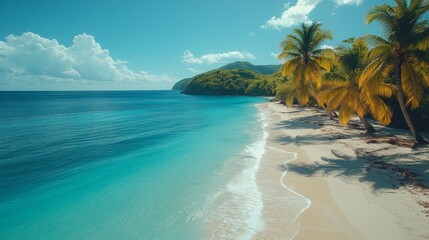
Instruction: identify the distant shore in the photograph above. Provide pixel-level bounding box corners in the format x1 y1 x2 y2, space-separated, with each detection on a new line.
255 101 429 239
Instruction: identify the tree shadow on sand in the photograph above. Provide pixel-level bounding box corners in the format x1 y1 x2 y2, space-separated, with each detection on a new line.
275 133 363 147
272 105 429 191
273 114 328 131
287 147 429 191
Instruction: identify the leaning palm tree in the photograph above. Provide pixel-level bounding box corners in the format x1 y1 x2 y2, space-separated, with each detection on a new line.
319 38 395 133
363 0 429 143
278 22 336 118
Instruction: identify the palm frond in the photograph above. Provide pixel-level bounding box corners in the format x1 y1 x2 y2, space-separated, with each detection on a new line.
366 4 395 28
363 94 393 125
401 62 425 109
362 34 391 47
322 71 347 82
281 57 301 77
338 105 355 125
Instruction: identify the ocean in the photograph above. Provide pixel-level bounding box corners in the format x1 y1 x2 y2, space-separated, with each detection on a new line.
0 91 266 239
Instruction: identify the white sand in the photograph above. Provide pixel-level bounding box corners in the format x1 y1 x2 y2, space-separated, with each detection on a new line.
255 102 429 240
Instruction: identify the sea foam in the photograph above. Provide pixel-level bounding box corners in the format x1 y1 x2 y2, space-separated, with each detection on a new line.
208 111 268 240
266 146 312 239
262 105 311 240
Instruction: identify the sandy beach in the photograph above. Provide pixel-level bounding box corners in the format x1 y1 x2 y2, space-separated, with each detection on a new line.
255 101 429 240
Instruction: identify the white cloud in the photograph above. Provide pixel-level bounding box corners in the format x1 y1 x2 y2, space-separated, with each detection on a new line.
187 67 200 74
321 44 334 49
270 52 279 58
0 32 175 89
262 0 322 30
333 0 363 6
271 52 283 62
248 32 255 37
183 50 204 64
182 50 255 64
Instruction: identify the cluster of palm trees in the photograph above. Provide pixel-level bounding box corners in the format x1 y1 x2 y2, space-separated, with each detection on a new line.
276 0 429 144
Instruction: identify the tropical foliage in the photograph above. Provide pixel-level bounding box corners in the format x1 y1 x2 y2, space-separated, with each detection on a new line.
277 22 338 119
245 79 277 96
276 0 429 143
183 69 279 96
277 22 335 104
276 76 312 106
218 61 281 75
318 38 395 132
173 61 280 91
362 0 429 143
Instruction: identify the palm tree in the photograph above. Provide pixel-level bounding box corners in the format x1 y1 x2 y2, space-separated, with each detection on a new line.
363 0 429 143
278 22 336 118
276 77 312 106
319 38 395 133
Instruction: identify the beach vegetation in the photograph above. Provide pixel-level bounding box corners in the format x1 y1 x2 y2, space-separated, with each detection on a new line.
276 0 429 142
276 76 313 106
277 22 337 119
318 38 395 133
362 0 429 143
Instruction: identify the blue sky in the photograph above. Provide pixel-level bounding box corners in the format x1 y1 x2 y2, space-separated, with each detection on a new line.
0 0 393 90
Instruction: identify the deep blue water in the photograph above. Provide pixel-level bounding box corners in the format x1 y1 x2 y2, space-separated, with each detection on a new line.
0 91 264 239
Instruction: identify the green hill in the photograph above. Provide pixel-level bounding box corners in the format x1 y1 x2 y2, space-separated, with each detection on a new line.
172 77 193 90
172 61 281 91
183 69 279 96
218 61 281 75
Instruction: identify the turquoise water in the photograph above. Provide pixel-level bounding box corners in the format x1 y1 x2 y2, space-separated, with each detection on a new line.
0 91 265 239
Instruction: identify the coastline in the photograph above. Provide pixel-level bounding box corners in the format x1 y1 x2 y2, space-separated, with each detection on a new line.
255 101 429 239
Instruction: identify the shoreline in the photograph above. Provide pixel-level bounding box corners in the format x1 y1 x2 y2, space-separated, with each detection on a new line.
255 101 429 239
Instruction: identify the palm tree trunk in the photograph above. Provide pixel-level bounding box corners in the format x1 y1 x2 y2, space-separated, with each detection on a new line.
309 81 334 120
359 116 375 134
396 62 428 144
